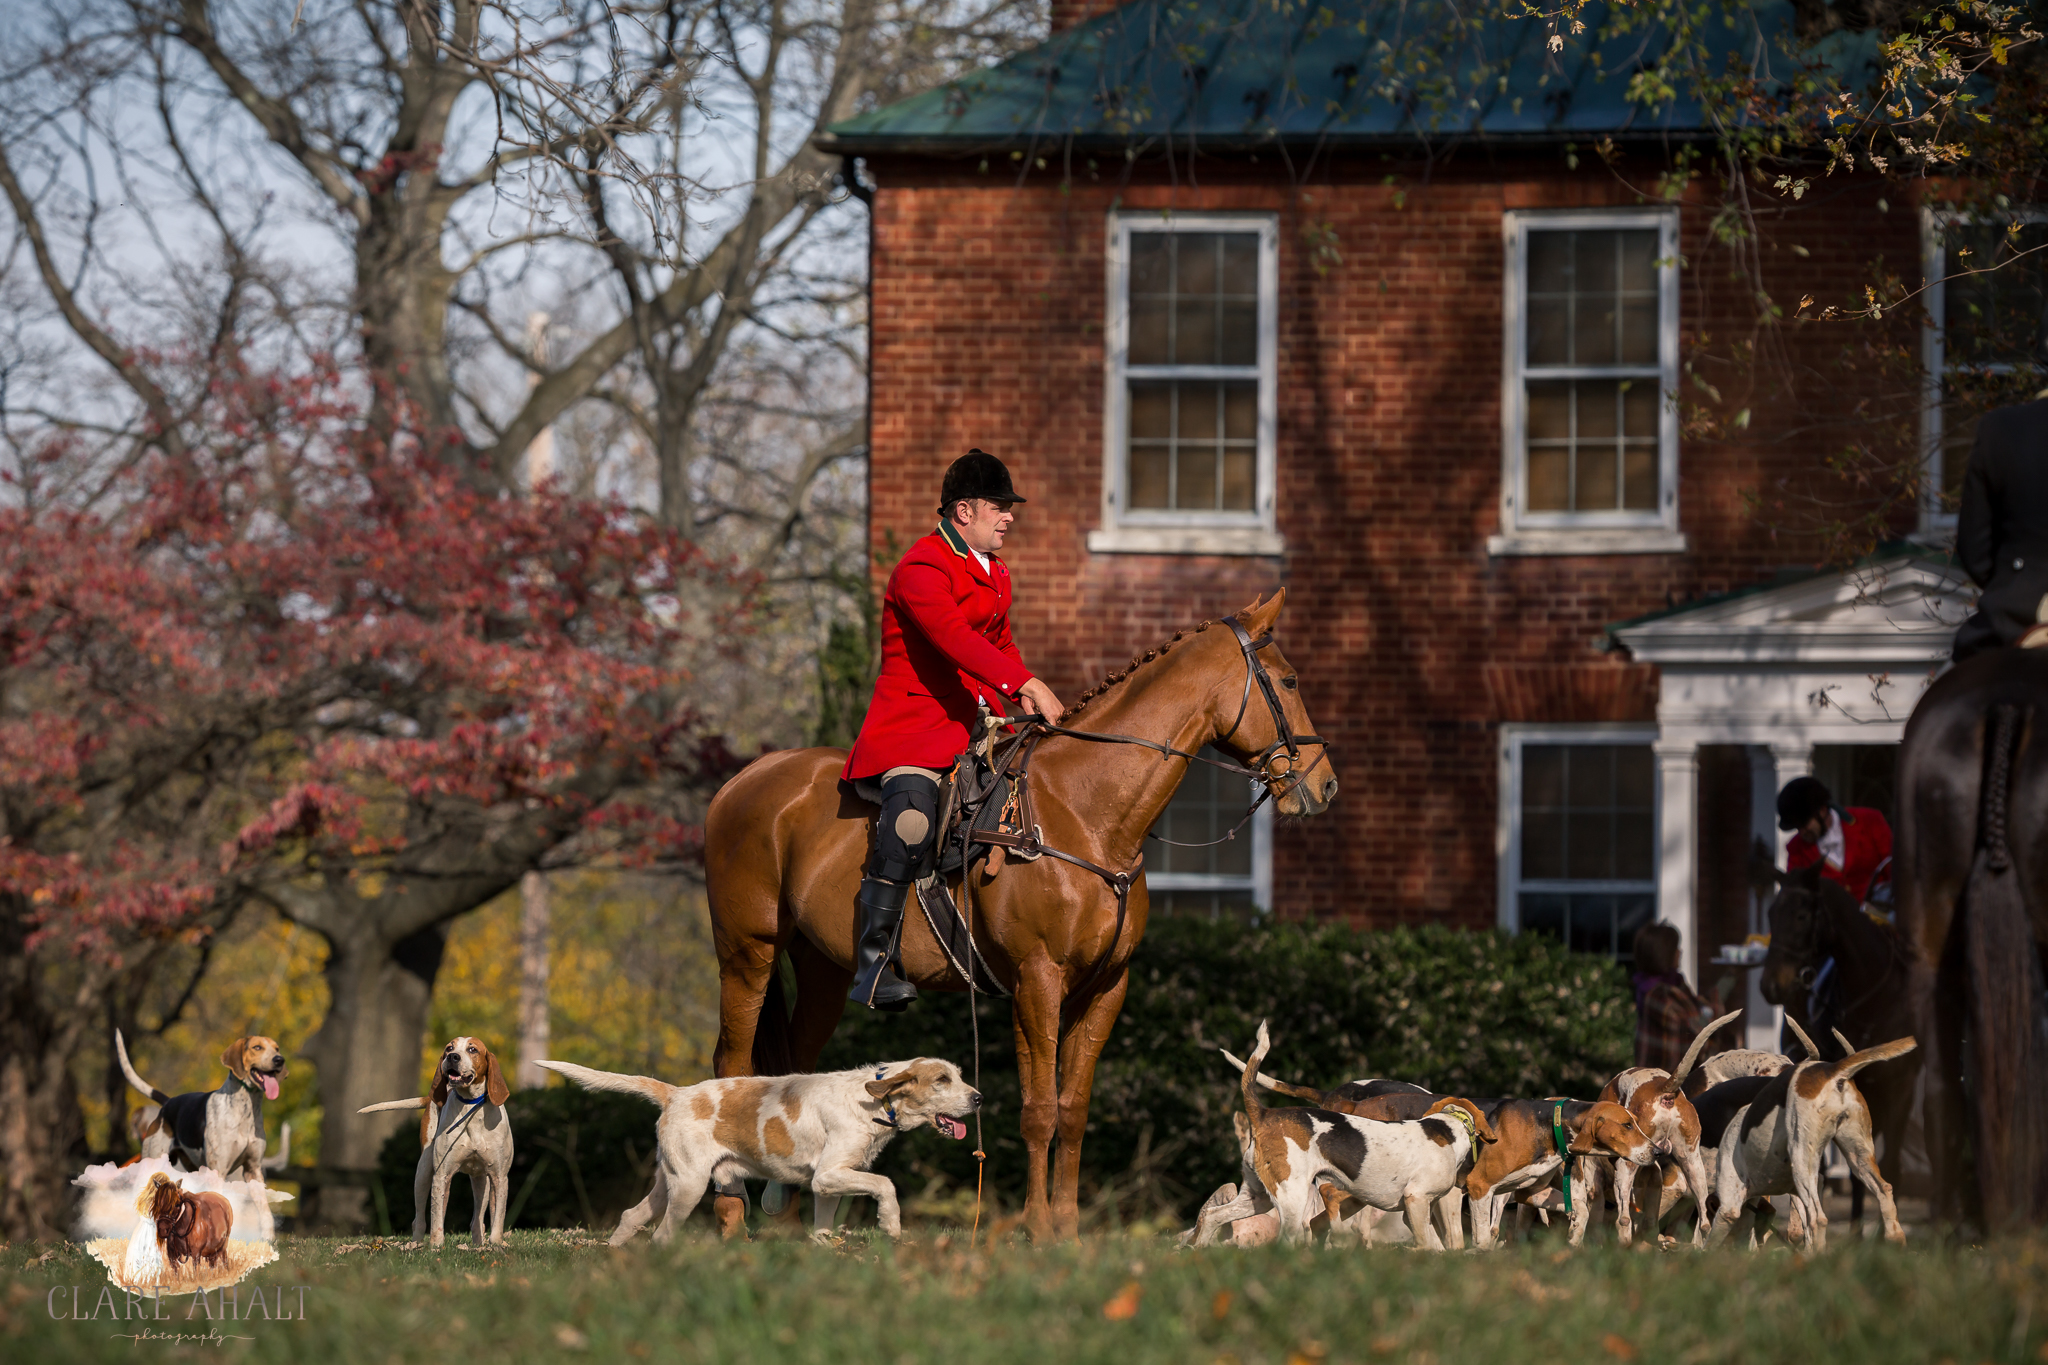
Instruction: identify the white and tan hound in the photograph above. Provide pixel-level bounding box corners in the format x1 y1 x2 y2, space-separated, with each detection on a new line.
539 1056 979 1242
359 1036 515 1248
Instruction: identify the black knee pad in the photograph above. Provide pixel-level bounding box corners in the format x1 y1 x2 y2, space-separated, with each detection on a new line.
868 771 940 882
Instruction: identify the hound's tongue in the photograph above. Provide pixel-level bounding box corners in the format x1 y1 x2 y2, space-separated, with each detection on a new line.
260 1075 279 1101
934 1115 967 1141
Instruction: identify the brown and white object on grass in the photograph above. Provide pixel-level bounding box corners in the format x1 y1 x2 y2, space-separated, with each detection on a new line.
539 1056 979 1243
1215 1022 1496 1250
1464 1099 1653 1249
1590 1008 1744 1247
357 1036 515 1249
1703 1017 1917 1249
116 1029 288 1182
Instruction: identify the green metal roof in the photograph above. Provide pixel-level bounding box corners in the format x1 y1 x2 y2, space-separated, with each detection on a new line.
823 0 1880 154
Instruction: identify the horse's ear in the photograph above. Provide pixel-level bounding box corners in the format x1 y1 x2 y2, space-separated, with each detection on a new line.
1236 587 1286 635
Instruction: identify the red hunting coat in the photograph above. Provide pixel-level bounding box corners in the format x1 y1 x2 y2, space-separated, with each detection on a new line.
843 523 1034 780
1786 805 1894 904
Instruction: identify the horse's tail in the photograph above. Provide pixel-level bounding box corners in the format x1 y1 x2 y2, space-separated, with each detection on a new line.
751 953 796 1077
1240 1021 1273 1123
1964 702 2048 1230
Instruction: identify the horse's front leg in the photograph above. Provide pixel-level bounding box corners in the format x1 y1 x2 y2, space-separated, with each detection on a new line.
1011 956 1065 1243
1051 967 1133 1241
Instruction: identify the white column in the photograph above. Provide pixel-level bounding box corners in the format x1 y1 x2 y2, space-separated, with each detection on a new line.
1745 745 1793 1051
1654 740 1699 988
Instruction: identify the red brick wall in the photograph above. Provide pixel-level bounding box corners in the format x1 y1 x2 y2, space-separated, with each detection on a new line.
864 151 1920 927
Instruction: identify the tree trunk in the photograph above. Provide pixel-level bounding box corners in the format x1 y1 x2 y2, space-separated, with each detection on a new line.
0 901 91 1241
298 921 446 1230
516 872 551 1089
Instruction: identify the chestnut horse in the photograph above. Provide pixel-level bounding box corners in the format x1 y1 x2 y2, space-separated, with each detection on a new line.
703 590 1336 1240
1897 648 2048 1231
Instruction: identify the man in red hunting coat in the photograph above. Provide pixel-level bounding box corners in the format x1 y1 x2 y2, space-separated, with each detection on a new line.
1778 776 1894 906
842 450 1065 1010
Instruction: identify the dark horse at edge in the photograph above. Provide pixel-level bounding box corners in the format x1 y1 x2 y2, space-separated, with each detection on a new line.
1758 862 1919 1229
1899 648 2048 1232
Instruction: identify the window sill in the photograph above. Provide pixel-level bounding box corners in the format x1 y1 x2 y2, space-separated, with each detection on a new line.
1487 527 1689 557
1088 525 1287 556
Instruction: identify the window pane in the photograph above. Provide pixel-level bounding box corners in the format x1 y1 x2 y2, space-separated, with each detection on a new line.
1130 296 1171 365
1524 745 1566 807
1622 444 1658 511
1577 447 1618 516
1220 234 1259 295
1522 812 1565 879
1222 450 1255 510
1519 744 1657 953
1944 220 2048 370
1129 447 1171 509
1149 746 1256 877
1177 442 1219 510
1129 382 1172 440
1527 227 1660 367
1519 892 1656 963
1219 300 1258 366
1579 382 1619 439
1129 234 1173 364
1527 382 1571 441
1176 294 1218 366
1224 384 1257 440
1179 233 1220 296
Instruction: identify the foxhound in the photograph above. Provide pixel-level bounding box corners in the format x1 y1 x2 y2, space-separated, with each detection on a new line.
359 1036 515 1248
116 1030 287 1182
540 1056 979 1242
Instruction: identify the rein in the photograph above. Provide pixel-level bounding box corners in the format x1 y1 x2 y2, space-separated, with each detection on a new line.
1779 884 1911 1048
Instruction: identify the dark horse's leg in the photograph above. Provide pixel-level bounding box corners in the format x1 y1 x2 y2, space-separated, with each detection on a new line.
1011 955 1065 1242
1051 969 1133 1240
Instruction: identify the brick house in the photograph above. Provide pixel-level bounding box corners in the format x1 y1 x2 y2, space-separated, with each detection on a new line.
823 0 2006 1045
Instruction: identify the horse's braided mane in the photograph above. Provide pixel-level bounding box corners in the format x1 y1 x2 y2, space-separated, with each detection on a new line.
1061 620 1215 722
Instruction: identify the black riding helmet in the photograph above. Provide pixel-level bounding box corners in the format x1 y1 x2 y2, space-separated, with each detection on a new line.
1776 775 1833 832
938 449 1027 514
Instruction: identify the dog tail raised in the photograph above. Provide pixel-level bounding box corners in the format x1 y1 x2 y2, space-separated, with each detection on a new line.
1218 1047 1325 1102
1239 1022 1274 1124
536 1060 674 1105
1669 1009 1744 1088
114 1029 171 1105
355 1098 430 1113
1829 1036 1918 1085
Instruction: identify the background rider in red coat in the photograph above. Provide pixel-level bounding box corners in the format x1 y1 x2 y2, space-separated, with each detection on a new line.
1777 775 1893 905
842 450 1065 1010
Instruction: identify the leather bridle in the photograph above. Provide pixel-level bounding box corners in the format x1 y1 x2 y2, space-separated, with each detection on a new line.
1212 614 1336 806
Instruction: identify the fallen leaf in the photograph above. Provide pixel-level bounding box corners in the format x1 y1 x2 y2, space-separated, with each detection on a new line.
1103 1281 1143 1321
554 1323 589 1350
1211 1289 1233 1321
1603 1334 1638 1361
1371 1336 1401 1355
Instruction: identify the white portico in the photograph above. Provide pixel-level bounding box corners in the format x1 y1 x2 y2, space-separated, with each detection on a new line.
1609 549 1974 1049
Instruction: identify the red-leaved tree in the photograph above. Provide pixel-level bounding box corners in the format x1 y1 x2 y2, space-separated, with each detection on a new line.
0 363 742 1237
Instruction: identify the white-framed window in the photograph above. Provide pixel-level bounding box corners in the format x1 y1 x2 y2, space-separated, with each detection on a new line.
1089 212 1284 556
1491 209 1685 557
1920 207 2048 535
1497 724 1658 960
1146 746 1272 918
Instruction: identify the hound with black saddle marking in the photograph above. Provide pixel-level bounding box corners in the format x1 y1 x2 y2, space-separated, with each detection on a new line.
1703 1026 1917 1250
540 1057 979 1243
115 1029 287 1183
1211 1022 1496 1250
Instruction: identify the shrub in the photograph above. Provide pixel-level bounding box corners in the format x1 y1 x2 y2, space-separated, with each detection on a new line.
820 916 1632 1223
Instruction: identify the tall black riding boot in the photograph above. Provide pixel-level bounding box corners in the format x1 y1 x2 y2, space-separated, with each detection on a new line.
848 877 919 1011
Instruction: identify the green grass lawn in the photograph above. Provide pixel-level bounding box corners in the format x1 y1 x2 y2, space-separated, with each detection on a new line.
5 1224 2042 1365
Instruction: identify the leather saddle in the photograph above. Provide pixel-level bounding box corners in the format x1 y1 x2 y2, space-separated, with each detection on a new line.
908 727 1044 996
